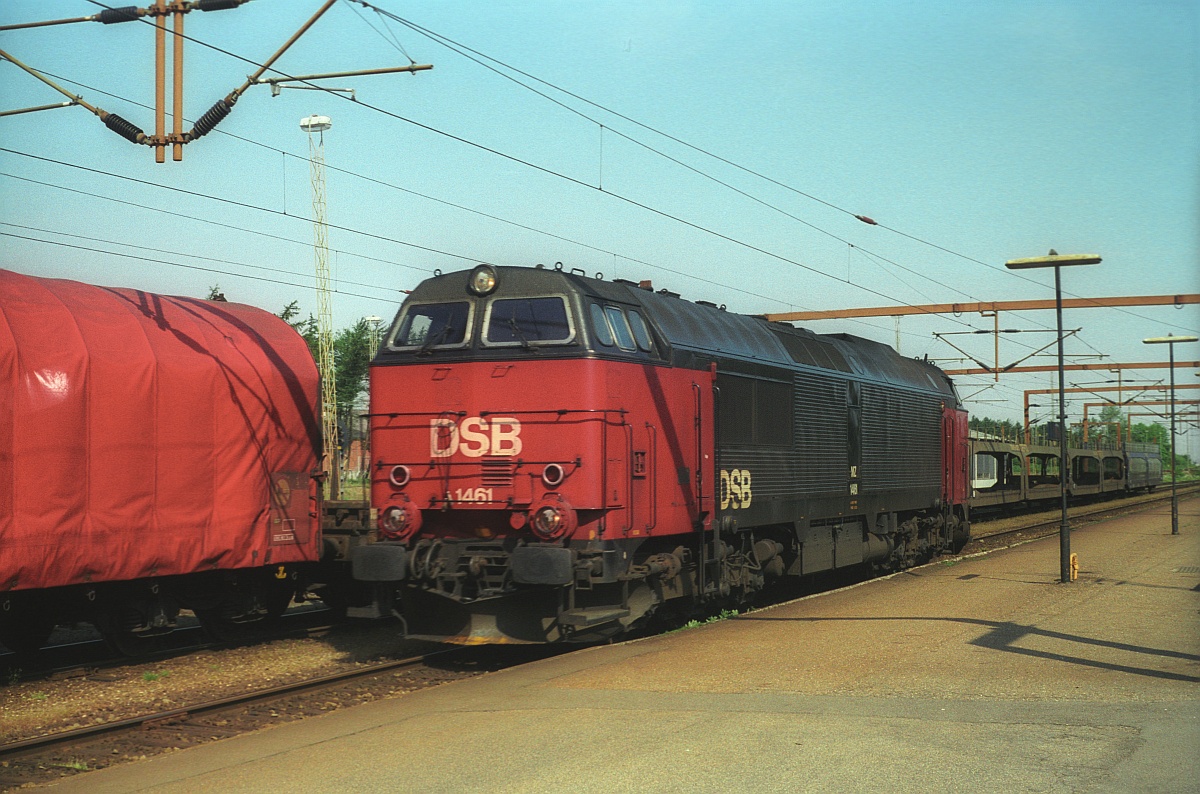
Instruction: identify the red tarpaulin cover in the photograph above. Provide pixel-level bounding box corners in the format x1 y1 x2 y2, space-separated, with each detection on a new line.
0 270 322 592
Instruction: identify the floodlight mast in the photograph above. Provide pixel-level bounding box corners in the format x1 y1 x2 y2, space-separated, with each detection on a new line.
1004 250 1102 584
302 114 338 497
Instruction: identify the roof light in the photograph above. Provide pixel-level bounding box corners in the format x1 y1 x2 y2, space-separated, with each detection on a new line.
468 265 498 296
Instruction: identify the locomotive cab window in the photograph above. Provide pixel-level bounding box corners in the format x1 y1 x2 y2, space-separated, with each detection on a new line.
627 310 656 353
483 296 574 347
590 304 615 347
590 303 658 357
605 306 636 351
390 302 472 350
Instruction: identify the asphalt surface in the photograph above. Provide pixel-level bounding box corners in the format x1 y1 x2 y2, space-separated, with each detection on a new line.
47 499 1199 793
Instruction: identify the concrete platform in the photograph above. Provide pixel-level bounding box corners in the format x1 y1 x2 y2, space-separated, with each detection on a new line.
48 501 1199 793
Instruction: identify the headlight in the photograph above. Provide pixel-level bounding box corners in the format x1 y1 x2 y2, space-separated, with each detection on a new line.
468 264 498 296
379 498 422 540
527 495 576 540
531 506 563 538
380 506 408 536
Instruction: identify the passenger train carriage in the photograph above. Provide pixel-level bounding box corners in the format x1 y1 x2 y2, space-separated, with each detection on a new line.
355 264 972 644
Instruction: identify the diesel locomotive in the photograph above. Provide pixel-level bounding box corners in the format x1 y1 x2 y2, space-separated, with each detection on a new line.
354 264 972 643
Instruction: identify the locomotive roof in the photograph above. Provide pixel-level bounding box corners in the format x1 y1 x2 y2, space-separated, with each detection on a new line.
397 265 957 399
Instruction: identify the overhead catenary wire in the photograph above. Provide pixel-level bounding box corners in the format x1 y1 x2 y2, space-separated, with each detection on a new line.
0 171 428 278
38 2 1003 324
0 230 392 304
7 4 1193 357
349 0 1198 336
0 144 1037 346
0 220 405 297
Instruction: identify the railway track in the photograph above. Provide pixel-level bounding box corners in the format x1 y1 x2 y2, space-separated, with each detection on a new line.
965 482 1199 552
0 644 562 790
0 607 337 683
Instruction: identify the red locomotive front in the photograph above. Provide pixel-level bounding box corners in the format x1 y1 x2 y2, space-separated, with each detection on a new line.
361 265 715 642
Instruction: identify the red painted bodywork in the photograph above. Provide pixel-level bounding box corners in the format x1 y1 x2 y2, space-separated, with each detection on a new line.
371 357 715 543
942 405 970 509
0 271 322 593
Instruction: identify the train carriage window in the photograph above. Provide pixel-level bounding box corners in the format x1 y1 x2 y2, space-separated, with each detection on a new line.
590 304 615 347
972 453 998 490
605 306 636 351
627 310 655 353
483 296 574 346
391 302 471 349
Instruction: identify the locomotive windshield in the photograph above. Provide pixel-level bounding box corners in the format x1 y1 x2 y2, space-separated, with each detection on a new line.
392 302 471 349
483 296 574 346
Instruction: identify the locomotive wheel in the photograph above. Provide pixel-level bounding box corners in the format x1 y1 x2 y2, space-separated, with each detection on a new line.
0 612 55 655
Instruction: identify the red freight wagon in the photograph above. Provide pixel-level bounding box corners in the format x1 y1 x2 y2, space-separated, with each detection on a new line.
0 270 321 653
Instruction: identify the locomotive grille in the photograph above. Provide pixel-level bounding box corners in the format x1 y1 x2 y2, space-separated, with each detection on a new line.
480 458 515 486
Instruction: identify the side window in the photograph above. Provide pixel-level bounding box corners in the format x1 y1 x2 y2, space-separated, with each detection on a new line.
590 304 614 347
605 306 636 351
627 310 655 353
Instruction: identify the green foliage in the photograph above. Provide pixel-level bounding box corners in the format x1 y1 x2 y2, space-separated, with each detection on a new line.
50 759 89 771
278 300 318 358
670 609 740 633
333 318 375 429
276 302 384 437
142 670 169 682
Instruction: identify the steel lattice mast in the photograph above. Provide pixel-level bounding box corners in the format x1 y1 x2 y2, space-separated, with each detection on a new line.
301 114 338 493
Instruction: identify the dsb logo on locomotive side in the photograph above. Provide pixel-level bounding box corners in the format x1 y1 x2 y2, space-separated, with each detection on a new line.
719 468 753 510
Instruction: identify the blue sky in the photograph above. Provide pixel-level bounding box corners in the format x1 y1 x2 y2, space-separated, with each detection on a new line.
2 0 1197 451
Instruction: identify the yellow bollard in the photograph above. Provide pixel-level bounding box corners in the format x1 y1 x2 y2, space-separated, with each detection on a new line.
1069 553 1078 581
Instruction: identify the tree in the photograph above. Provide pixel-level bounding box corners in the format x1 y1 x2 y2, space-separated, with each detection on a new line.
276 302 374 434
278 300 318 357
332 318 374 431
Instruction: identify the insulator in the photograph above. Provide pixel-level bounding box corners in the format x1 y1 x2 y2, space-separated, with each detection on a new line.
96 6 140 24
193 0 244 10
103 113 145 144
191 98 231 139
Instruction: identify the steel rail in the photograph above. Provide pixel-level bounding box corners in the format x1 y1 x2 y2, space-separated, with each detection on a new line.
0 648 463 757
968 483 1199 545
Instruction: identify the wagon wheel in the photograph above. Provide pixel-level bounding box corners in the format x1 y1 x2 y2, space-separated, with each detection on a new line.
100 625 176 657
93 602 178 657
194 584 294 644
0 612 55 655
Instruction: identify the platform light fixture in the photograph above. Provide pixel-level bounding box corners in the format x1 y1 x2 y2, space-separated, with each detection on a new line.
1005 250 1102 583
1142 333 1198 535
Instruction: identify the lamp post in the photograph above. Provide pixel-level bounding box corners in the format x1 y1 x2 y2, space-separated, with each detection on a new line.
1005 250 1101 583
1142 333 1198 535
